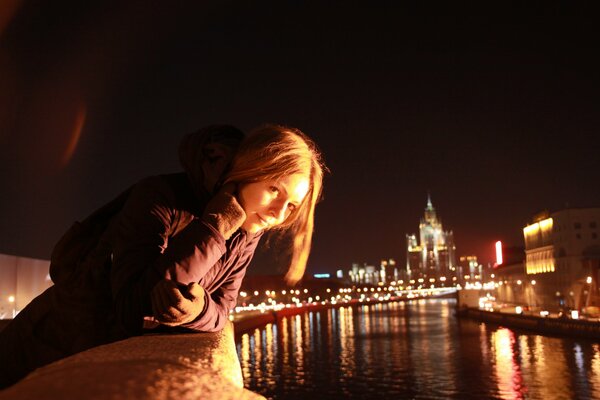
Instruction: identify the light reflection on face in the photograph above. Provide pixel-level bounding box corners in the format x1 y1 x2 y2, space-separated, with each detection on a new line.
238 173 310 234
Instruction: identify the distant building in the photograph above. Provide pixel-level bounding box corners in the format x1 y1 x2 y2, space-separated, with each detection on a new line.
492 246 527 306
459 255 480 282
349 261 393 285
406 195 456 282
380 258 398 284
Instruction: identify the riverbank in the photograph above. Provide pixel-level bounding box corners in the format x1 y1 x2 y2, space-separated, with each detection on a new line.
232 292 456 337
456 306 600 340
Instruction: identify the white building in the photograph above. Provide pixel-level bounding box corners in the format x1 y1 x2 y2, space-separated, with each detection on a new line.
406 195 456 282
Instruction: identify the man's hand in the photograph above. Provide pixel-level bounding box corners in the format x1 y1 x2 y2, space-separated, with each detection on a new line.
151 280 206 326
202 183 246 240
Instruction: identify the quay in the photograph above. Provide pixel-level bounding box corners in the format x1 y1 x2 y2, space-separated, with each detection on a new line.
456 289 600 340
456 306 600 340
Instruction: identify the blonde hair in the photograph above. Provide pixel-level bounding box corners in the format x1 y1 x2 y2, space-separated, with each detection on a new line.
224 124 326 285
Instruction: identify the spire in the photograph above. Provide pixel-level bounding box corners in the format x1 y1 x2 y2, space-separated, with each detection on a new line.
424 192 436 223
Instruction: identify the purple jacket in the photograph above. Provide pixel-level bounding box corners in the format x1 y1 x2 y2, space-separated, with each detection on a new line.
109 172 262 334
0 172 261 387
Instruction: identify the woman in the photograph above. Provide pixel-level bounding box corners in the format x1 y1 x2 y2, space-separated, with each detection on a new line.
0 123 326 388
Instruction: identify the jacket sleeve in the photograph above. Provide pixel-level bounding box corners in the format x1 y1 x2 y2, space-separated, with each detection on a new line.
109 177 226 335
180 254 251 332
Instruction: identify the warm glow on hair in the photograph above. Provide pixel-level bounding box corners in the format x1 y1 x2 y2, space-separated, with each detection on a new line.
224 124 326 285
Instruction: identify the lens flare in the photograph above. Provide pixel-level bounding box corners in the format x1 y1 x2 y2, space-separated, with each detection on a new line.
60 103 86 167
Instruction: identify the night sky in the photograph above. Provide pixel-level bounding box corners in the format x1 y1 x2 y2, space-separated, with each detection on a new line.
1 2 599 276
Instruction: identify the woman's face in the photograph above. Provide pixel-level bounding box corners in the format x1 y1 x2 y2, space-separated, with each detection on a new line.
238 173 310 233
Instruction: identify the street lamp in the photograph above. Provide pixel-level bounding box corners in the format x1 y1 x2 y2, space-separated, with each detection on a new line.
8 295 15 319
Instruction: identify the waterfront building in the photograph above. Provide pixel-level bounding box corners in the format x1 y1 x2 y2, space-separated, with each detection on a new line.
491 245 528 306
406 195 457 282
349 262 378 285
379 258 398 284
496 208 600 313
522 208 600 312
459 255 480 282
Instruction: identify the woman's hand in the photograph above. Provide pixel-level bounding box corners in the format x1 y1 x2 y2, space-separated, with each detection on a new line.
151 280 205 326
202 183 246 240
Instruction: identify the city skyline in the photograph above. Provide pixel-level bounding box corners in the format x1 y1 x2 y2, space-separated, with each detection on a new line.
1 4 599 276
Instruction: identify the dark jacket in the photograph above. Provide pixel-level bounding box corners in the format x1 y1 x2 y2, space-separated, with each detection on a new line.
0 172 261 388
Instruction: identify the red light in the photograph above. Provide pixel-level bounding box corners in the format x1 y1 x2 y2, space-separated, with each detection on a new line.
495 241 503 266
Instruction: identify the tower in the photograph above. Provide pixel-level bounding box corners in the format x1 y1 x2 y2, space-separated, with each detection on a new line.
406 195 456 283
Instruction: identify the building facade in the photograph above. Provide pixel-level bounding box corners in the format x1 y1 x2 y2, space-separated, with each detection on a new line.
406 196 456 283
522 208 600 312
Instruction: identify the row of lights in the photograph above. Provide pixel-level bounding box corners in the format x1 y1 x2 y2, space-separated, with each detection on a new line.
490 276 593 287
240 283 461 300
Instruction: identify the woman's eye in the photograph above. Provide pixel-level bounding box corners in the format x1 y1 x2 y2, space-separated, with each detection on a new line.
287 203 297 212
269 186 279 194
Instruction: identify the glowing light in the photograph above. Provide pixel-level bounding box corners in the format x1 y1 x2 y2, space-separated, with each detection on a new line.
587 276 593 284
8 295 14 303
531 280 536 285
571 310 579 320
495 241 503 266
523 222 540 236
539 217 553 231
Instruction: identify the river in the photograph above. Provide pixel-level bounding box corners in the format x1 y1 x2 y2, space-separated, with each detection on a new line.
236 298 600 399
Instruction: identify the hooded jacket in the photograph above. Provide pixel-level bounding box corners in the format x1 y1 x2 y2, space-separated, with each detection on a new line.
0 127 260 388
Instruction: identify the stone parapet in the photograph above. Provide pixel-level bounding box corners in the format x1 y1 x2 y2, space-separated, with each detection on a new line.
0 321 263 400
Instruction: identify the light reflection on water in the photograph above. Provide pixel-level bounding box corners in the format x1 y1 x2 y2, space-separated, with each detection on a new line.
236 299 600 399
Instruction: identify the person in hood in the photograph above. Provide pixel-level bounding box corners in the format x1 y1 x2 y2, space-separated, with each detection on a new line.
0 123 326 389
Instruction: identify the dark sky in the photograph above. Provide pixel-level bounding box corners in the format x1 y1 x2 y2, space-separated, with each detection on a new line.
1 2 599 276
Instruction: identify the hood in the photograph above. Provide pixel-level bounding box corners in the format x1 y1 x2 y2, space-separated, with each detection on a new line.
178 125 245 201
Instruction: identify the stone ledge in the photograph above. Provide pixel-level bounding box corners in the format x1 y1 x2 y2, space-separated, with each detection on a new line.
0 322 263 400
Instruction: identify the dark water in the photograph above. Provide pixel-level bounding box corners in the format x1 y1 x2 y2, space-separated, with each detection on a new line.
236 299 600 399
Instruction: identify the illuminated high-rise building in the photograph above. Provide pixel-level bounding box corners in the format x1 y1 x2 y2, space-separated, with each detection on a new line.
406 195 456 281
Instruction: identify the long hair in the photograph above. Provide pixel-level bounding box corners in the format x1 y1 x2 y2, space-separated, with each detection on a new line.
224 124 326 285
